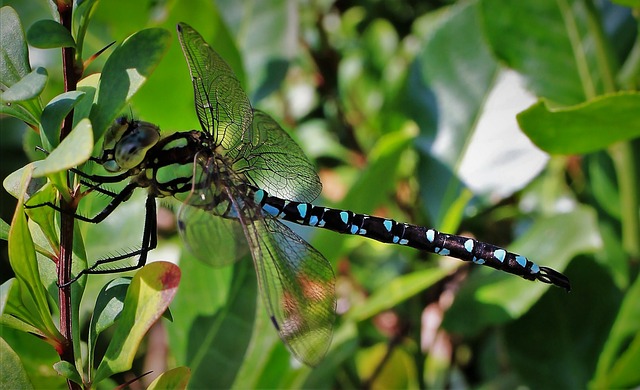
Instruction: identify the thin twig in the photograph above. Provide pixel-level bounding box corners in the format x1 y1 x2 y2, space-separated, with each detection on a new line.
56 1 82 389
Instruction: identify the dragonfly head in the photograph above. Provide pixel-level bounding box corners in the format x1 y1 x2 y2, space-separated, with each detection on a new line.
102 116 161 172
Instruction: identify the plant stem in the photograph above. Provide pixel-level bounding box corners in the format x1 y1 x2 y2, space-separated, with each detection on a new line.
609 142 640 259
57 1 81 389
582 0 639 259
58 201 78 390
59 0 78 141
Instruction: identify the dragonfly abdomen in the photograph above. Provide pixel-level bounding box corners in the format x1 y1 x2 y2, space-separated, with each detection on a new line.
254 188 570 291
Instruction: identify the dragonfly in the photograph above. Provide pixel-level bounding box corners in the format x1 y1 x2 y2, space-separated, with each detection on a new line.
32 23 570 366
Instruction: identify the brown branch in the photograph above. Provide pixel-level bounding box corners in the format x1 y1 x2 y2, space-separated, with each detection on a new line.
56 1 82 389
59 0 78 141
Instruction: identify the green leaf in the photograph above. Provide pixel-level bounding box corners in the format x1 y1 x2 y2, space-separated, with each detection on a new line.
216 0 292 100
592 273 640 388
603 334 640 389
129 0 240 134
88 277 131 375
0 279 15 316
3 162 48 199
0 6 30 88
32 118 93 178
347 267 451 321
7 165 62 342
611 0 640 6
411 2 546 217
1 279 48 337
480 0 595 105
0 98 40 127
90 28 171 141
166 251 233 364
147 367 191 390
178 259 257 389
23 182 59 253
73 73 100 124
0 218 9 241
0 337 34 390
355 344 419 389
518 93 640 154
1 311 47 337
26 19 75 48
94 262 180 383
0 326 63 388
443 206 601 335
53 361 83 385
72 0 100 59
0 68 48 102
232 299 291 389
506 259 622 389
41 91 86 148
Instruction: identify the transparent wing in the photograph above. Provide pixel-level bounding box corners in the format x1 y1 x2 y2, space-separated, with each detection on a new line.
177 151 249 266
243 216 336 366
237 110 322 203
177 23 254 151
177 202 249 267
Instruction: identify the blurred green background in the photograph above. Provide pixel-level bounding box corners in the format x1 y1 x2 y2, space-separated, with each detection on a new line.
1 0 639 388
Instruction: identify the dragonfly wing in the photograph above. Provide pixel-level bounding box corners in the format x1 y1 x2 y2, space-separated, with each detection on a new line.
239 110 322 203
177 202 249 267
177 152 249 266
244 217 336 366
177 23 254 151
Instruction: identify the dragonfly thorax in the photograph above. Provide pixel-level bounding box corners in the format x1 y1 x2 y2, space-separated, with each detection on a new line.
101 117 161 173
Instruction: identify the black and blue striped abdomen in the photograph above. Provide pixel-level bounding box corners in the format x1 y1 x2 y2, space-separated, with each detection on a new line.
253 189 570 291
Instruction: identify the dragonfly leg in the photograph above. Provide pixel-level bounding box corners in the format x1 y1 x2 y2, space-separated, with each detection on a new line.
69 166 133 184
25 182 138 224
60 194 158 286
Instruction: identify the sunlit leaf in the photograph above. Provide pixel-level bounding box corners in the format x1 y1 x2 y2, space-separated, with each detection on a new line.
94 262 180 382
147 367 191 390
3 162 48 199
33 118 93 177
518 93 640 154
74 73 100 126
0 68 48 102
90 28 171 141
481 0 593 104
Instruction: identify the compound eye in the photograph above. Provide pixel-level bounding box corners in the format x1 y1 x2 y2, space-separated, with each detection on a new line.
113 121 161 170
101 118 160 172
